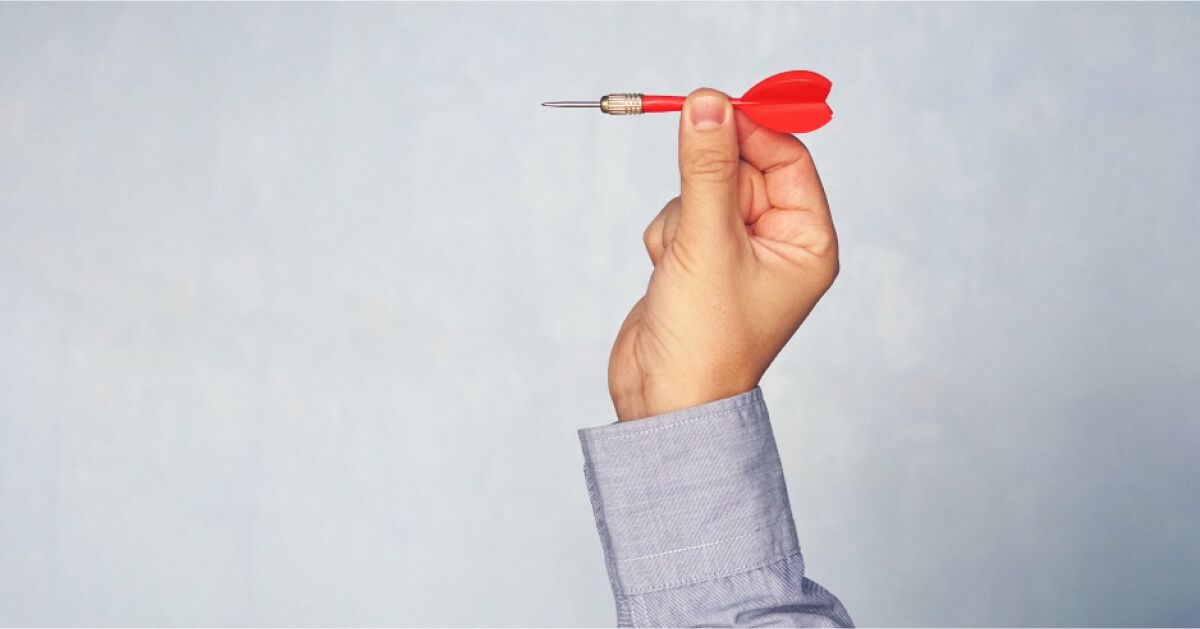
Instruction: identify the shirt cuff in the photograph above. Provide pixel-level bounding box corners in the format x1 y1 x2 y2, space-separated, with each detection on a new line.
578 387 800 596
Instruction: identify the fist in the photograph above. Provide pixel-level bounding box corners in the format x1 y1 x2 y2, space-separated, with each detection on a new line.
608 88 839 421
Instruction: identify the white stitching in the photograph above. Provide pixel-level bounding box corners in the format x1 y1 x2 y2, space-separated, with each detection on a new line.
616 520 783 563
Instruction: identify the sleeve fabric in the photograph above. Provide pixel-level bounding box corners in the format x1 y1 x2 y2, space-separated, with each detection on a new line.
578 387 853 627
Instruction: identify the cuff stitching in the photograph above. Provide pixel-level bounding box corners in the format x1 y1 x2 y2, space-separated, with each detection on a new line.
629 550 802 595
616 516 789 563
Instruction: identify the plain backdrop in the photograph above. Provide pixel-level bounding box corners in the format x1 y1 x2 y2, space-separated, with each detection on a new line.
2 3 1198 626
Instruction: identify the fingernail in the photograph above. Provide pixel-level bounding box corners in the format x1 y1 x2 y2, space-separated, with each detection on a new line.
688 94 728 129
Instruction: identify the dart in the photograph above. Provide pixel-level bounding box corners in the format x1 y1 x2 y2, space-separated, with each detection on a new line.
542 69 833 134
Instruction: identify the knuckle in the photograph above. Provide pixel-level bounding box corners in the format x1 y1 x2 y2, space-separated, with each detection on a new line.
683 147 738 181
667 235 700 275
795 223 839 285
802 224 838 259
642 223 658 249
769 142 813 176
793 140 813 164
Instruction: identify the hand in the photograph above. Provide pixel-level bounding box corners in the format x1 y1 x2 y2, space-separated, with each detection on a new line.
608 89 839 421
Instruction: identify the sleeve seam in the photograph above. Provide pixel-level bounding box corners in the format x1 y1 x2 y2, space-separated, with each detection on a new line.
579 394 760 442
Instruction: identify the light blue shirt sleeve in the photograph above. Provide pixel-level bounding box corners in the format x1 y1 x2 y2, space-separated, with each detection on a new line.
578 387 853 627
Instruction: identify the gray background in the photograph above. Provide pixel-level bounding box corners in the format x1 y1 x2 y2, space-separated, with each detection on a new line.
1 2 1197 626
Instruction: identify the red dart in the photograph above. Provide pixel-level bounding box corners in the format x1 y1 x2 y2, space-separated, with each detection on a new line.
542 70 833 134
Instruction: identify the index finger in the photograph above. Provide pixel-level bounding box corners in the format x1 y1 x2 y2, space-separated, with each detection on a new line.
734 110 830 218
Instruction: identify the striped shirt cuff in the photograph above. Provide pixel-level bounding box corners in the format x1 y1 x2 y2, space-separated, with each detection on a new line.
578 387 800 596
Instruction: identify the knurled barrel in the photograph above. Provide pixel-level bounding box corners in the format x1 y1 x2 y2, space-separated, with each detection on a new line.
600 93 643 115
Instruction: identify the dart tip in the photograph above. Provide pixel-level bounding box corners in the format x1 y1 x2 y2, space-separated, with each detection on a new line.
541 100 601 108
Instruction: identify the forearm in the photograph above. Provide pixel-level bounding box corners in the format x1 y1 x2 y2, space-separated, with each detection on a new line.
579 387 852 627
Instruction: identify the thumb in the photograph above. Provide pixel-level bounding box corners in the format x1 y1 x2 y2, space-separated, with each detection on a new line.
678 88 742 240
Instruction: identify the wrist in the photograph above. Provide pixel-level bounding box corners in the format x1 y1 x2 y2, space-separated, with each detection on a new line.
611 378 757 422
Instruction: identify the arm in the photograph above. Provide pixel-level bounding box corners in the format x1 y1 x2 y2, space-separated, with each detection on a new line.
583 89 851 626
579 388 852 627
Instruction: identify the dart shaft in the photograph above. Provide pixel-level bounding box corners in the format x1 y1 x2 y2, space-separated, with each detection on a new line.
600 94 687 115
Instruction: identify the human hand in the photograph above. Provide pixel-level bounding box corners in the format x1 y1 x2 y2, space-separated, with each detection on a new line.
608 88 839 421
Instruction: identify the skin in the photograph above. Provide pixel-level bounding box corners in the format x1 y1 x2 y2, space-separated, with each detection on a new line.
608 88 840 421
